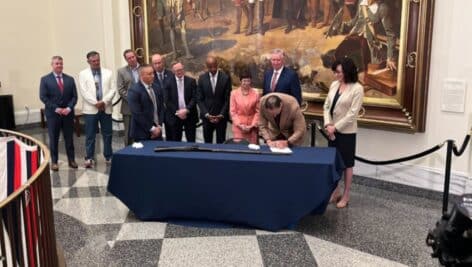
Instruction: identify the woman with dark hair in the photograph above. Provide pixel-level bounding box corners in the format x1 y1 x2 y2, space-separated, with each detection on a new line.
323 57 364 208
230 71 261 144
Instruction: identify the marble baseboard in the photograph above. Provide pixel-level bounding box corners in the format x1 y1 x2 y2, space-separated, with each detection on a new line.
15 109 124 132
15 109 41 125
354 161 471 195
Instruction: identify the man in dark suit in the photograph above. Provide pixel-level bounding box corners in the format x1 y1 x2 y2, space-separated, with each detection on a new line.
39 56 78 171
117 49 140 146
197 56 231 143
151 53 173 95
163 62 198 142
127 65 164 141
262 49 302 105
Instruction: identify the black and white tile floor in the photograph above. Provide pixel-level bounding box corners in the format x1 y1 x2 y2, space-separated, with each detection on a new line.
23 127 442 266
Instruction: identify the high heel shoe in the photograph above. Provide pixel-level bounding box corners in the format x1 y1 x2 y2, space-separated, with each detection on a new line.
336 199 349 209
329 194 342 204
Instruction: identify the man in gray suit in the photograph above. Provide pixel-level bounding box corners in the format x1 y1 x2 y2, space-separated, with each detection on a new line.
117 49 140 145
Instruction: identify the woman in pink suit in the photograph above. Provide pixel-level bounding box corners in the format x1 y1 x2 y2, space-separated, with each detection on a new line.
230 72 261 144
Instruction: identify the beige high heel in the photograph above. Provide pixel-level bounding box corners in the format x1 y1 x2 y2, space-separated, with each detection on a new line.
329 194 342 204
336 199 349 209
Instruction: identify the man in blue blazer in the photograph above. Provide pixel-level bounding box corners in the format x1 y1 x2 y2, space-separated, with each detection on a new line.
39 56 78 171
262 49 302 105
127 65 164 141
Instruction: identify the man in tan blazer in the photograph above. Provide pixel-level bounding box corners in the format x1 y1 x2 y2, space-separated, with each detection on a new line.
259 93 306 148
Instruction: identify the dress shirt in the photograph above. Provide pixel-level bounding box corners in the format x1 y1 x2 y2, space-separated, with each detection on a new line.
176 77 186 109
209 71 218 93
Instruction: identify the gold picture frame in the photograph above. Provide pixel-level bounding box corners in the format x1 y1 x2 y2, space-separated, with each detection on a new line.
129 0 434 132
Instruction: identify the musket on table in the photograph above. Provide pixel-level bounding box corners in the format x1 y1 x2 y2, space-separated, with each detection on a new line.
154 145 290 155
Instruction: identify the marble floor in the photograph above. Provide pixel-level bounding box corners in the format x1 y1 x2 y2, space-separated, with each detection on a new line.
20 126 444 266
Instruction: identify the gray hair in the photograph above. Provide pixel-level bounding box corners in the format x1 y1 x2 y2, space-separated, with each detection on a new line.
51 55 63 61
271 48 285 58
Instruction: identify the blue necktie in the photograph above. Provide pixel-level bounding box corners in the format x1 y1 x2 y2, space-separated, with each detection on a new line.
93 70 103 100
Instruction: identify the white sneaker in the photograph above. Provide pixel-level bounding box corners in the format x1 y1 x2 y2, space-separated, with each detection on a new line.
84 159 94 168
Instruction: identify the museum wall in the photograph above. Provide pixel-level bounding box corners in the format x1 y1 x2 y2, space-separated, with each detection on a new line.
0 0 470 192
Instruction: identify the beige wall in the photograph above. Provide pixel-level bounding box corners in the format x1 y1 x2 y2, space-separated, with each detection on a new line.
357 0 472 178
0 0 130 117
0 0 470 187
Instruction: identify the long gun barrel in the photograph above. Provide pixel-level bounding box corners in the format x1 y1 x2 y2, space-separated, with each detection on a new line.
154 145 290 155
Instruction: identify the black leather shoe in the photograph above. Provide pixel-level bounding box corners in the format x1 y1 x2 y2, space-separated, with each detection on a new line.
68 161 78 169
285 25 292 34
51 163 59 171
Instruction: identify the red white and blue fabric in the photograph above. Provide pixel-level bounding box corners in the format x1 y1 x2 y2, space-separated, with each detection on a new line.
0 137 42 266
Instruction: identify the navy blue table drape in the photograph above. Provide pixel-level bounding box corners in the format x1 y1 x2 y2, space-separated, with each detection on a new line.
108 141 344 231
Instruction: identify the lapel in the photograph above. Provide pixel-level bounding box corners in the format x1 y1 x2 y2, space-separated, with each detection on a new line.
170 77 179 103
279 104 289 129
331 81 348 109
141 82 154 106
206 73 214 95
126 67 136 84
183 76 189 101
275 68 285 91
214 72 224 95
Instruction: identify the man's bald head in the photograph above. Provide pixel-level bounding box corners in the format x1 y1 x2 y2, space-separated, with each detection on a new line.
206 56 218 75
151 54 165 72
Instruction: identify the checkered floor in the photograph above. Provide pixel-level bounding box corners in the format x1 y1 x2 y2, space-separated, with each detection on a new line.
52 166 409 266
20 127 442 266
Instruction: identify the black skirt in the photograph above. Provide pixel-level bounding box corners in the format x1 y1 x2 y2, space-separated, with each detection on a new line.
328 132 356 168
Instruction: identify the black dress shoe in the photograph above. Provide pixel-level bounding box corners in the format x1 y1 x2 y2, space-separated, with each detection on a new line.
51 163 59 171
68 161 78 169
284 25 292 34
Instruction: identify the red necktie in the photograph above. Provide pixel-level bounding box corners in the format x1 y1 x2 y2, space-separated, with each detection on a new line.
270 71 278 92
57 76 64 93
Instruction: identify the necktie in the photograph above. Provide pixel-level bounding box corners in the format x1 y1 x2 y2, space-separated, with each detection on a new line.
158 73 164 88
147 86 159 125
210 75 216 93
56 75 64 93
94 70 102 100
270 71 279 92
178 78 186 109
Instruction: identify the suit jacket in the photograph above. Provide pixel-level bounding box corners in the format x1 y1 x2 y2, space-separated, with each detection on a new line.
127 82 164 140
152 69 174 94
78 67 116 114
323 80 364 134
39 72 77 118
163 75 199 125
197 70 231 119
117 65 139 115
259 93 306 146
262 67 302 105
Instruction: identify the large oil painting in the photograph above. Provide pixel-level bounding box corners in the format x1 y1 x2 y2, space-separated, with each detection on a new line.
129 0 434 132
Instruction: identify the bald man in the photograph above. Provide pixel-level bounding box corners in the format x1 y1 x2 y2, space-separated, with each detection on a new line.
197 56 232 143
151 54 173 95
163 62 198 142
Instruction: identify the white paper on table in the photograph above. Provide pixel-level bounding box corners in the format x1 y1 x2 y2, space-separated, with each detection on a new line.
132 142 144 149
269 147 293 154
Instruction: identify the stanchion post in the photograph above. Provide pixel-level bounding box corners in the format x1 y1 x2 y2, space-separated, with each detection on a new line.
442 140 453 215
311 121 316 147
